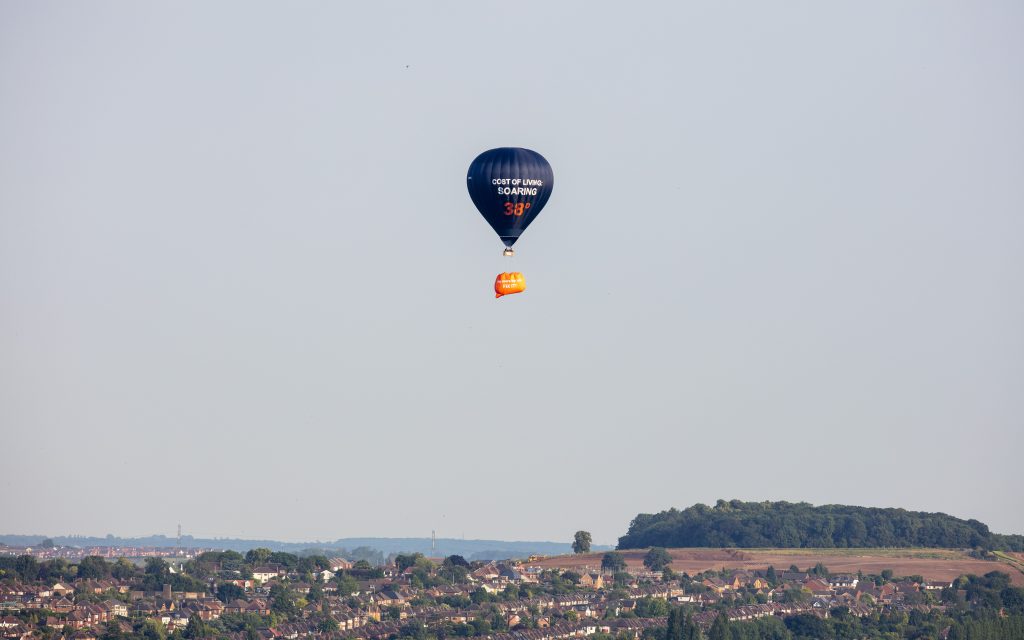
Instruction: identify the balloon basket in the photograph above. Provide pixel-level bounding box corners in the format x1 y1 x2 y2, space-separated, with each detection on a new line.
502 248 515 257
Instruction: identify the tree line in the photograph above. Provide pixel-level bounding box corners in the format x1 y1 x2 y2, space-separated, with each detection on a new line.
617 500 1024 551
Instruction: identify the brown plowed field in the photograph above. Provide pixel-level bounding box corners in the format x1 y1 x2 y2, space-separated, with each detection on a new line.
529 548 1024 586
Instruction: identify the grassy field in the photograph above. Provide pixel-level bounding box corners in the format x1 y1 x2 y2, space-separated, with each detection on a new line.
716 548 967 560
994 551 1024 576
528 547 1024 585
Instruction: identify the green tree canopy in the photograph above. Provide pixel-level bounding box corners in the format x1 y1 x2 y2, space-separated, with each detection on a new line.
111 558 137 580
183 614 210 639
78 556 111 580
269 584 298 619
573 531 592 554
216 583 246 603
245 548 272 565
395 553 425 573
643 547 672 572
707 612 730 640
617 500 1018 550
335 573 359 596
602 552 627 572
445 555 471 568
634 597 669 618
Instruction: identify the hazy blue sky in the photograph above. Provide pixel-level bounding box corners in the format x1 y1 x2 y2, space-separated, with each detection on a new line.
2 1 1022 546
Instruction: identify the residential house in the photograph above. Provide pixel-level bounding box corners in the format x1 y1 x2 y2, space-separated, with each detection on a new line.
252 565 284 583
103 600 129 618
749 576 771 590
923 580 952 591
329 558 353 572
223 600 249 615
856 584 881 603
894 581 921 593
226 579 254 592
803 579 833 598
829 574 858 589
470 564 500 582
498 566 524 584
246 599 271 616
53 583 75 597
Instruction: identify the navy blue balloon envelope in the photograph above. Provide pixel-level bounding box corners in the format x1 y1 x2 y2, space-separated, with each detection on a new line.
467 147 553 256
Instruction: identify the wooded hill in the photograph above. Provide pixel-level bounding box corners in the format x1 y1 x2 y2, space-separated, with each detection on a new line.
617 500 1024 551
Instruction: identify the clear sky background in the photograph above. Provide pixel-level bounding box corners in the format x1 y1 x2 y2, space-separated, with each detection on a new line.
2 2 1022 546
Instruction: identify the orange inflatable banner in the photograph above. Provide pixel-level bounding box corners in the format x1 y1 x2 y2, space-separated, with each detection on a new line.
494 272 526 298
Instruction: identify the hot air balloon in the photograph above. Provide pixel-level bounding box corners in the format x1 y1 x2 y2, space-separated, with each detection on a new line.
494 272 526 298
467 147 553 256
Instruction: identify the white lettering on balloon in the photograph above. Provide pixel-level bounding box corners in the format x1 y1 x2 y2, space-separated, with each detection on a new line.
491 177 544 196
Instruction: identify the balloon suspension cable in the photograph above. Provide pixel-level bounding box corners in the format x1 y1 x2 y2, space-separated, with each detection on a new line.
503 247 515 257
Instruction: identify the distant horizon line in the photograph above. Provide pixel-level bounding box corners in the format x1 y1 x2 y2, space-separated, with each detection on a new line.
0 532 619 547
